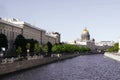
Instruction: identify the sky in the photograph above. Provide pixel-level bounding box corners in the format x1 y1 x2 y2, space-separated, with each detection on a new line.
1 0 120 42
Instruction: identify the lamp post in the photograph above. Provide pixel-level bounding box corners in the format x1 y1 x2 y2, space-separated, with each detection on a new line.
0 51 3 63
27 49 30 57
2 47 5 52
0 47 5 63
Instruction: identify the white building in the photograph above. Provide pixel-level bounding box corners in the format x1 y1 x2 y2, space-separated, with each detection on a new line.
95 41 114 46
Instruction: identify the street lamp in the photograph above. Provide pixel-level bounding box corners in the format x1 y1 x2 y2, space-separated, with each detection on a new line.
27 49 30 57
2 47 5 52
0 52 3 57
0 47 5 63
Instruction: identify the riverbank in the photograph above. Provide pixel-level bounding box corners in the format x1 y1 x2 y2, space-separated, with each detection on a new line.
2 54 120 80
0 51 103 76
0 53 81 76
104 52 120 61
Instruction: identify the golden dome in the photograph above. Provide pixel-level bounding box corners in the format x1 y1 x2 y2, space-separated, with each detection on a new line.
81 28 90 41
82 28 89 34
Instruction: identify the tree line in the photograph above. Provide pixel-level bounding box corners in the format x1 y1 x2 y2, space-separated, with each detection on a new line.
106 43 118 52
0 33 91 58
52 44 91 54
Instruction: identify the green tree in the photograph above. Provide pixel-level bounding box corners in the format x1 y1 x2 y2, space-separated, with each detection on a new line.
52 44 90 54
14 34 26 57
39 45 43 52
26 43 30 56
27 39 38 50
47 42 52 52
16 46 22 58
114 43 118 51
26 43 30 50
34 43 39 54
26 39 33 53
0 33 8 51
107 48 114 52
79 46 90 52
107 43 118 52
52 44 64 54
14 34 26 52
42 45 48 56
46 42 52 56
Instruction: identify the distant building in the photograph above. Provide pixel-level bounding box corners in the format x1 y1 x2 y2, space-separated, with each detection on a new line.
0 18 60 52
95 41 114 46
81 28 90 41
67 27 114 51
68 28 95 50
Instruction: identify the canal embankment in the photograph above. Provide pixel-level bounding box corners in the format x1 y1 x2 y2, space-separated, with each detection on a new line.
1 54 120 80
0 53 80 76
104 52 120 61
0 51 103 76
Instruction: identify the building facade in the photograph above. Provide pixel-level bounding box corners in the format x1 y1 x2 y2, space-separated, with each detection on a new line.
0 18 60 51
67 28 95 50
67 27 114 51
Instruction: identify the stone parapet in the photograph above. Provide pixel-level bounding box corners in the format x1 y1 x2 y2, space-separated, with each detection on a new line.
0 54 80 76
104 52 120 61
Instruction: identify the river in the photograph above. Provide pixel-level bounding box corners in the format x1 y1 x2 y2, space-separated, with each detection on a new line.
1 54 120 80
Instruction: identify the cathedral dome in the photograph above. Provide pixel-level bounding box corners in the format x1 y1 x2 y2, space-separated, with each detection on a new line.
81 28 90 41
82 28 89 34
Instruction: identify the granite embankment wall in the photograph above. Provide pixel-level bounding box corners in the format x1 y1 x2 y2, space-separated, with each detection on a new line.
104 52 120 61
0 54 80 75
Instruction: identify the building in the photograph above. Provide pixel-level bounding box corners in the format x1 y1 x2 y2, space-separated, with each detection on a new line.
0 18 60 52
68 28 95 50
81 28 90 41
95 41 114 46
67 27 114 51
95 41 114 50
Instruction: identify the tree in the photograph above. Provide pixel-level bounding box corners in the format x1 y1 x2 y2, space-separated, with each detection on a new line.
26 43 30 50
47 42 52 56
26 39 39 56
52 44 90 54
39 45 43 54
42 45 48 56
14 34 26 51
0 33 8 51
34 43 39 55
14 34 26 56
52 44 63 54
107 43 118 52
16 46 22 58
47 42 52 52
26 43 30 56
114 43 118 51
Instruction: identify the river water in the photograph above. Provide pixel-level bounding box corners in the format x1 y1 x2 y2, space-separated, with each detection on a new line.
1 54 120 80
